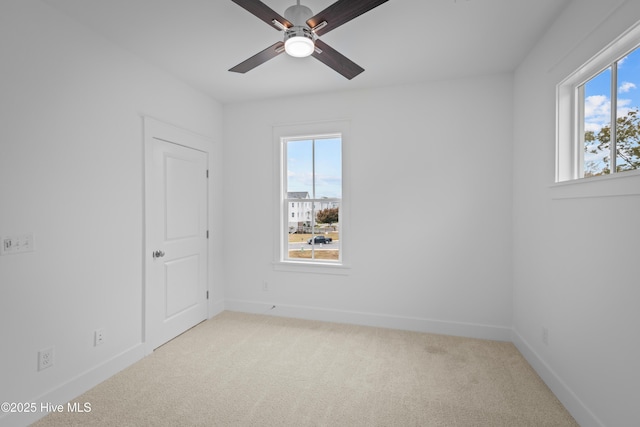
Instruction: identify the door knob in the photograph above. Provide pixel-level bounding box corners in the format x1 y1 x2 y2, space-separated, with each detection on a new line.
152 250 165 258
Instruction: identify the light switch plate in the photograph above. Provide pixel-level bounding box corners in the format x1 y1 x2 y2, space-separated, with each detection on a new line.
0 233 35 255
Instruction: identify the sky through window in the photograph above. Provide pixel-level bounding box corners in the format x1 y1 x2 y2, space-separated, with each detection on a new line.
286 137 342 198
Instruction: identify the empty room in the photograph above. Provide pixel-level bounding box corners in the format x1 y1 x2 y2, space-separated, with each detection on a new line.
1 0 638 426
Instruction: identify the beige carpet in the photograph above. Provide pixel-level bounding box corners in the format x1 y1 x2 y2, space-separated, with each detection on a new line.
32 311 578 426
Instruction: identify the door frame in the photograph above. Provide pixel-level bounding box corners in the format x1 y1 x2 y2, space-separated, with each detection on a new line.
143 116 212 354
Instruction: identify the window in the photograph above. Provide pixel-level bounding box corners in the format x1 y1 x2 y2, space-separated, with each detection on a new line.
282 136 342 263
580 48 640 177
272 120 350 273
557 21 640 182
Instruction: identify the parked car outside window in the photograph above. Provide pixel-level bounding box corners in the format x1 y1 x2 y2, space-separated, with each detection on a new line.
307 236 332 244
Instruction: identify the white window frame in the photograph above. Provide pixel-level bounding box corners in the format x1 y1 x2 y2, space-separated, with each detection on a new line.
556 20 640 184
272 120 351 275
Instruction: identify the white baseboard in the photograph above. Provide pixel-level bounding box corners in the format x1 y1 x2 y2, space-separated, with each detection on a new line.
511 329 604 427
224 298 512 341
1 344 146 427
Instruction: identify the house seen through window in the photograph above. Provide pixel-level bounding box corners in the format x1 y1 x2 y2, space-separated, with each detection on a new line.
282 135 342 263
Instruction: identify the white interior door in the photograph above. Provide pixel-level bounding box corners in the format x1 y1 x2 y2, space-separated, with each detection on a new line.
145 119 208 350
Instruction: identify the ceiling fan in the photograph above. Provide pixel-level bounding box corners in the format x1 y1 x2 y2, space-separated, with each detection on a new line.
229 0 389 80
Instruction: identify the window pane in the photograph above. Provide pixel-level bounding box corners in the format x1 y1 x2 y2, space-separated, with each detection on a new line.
583 67 612 176
314 200 339 260
314 137 342 199
287 201 340 261
286 139 313 195
616 47 640 172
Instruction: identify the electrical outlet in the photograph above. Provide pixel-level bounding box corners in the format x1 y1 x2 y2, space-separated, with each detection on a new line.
542 327 549 346
94 329 104 346
262 281 269 292
38 347 54 371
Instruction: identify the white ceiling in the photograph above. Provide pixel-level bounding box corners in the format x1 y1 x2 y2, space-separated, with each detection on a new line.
42 0 570 104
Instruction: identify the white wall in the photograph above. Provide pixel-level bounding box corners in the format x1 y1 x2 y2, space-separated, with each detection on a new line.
0 2 223 426
6 0 637 426
512 0 640 426
223 75 514 340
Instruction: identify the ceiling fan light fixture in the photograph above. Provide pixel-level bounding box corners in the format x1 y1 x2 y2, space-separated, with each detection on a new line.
285 36 314 57
284 26 314 57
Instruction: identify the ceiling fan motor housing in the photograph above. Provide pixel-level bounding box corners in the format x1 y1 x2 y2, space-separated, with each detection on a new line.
284 26 314 44
284 4 313 27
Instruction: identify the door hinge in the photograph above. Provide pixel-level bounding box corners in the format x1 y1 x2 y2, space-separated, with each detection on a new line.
206 169 209 178
206 230 209 239
206 290 209 300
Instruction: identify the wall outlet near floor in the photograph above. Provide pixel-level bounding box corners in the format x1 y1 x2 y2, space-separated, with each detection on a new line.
262 281 269 292
94 329 104 346
38 347 54 371
542 327 549 345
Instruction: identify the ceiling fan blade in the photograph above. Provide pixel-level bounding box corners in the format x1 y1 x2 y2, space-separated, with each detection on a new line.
311 39 364 80
231 0 292 31
307 0 389 37
229 42 285 74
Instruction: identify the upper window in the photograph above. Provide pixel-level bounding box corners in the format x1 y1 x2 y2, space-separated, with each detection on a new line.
557 21 640 182
581 48 640 177
282 135 342 264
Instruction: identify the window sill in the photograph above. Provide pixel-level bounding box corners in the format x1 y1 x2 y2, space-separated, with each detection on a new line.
550 170 640 200
273 261 351 276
